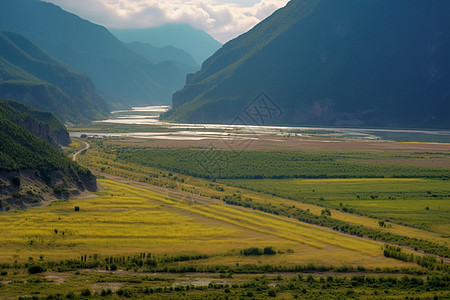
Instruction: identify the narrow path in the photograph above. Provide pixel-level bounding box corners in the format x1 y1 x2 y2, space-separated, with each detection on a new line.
72 139 90 162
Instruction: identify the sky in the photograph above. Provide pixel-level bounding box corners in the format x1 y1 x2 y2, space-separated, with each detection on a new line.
44 0 290 43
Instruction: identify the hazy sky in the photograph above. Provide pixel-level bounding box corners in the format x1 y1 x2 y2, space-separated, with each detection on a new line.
44 0 290 43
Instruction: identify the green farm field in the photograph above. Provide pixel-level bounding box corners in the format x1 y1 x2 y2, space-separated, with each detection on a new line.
222 178 450 236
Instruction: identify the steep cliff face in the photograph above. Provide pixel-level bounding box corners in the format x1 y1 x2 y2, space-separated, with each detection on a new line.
16 118 70 148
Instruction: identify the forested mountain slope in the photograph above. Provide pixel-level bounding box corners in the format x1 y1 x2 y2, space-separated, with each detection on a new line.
165 0 450 129
0 99 97 211
0 98 70 148
0 0 191 106
0 29 109 124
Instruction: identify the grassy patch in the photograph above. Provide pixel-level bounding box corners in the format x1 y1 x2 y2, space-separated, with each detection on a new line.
110 148 450 179
222 178 450 236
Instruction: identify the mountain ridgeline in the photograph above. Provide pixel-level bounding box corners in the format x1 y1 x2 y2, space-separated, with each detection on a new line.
165 0 450 129
111 24 222 65
124 41 200 87
0 29 109 124
125 42 198 67
0 99 97 211
0 0 191 106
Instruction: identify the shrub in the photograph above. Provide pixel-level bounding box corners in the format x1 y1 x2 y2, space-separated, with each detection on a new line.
263 247 276 255
11 176 20 187
80 289 91 296
28 264 45 274
241 247 263 256
117 289 132 297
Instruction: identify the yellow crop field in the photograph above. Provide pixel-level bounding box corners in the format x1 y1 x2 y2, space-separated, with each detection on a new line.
0 179 417 270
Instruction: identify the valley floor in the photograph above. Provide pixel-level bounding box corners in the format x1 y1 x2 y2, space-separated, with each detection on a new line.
1 109 449 299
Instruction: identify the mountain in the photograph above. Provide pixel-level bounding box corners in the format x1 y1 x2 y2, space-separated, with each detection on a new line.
125 42 198 67
111 24 222 65
0 98 70 149
0 99 97 211
164 0 450 129
0 28 109 124
0 0 184 106
124 41 200 89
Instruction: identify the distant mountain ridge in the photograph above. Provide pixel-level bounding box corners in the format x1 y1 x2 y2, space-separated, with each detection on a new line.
124 41 200 87
165 0 450 129
125 42 198 67
111 24 222 65
0 99 97 211
0 28 109 124
0 0 188 106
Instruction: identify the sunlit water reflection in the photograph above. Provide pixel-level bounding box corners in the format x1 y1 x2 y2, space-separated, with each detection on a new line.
72 106 450 143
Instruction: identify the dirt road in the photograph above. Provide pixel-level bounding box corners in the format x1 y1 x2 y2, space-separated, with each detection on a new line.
72 139 90 162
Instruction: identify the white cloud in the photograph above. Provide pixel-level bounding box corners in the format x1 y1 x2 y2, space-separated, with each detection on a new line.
43 0 290 43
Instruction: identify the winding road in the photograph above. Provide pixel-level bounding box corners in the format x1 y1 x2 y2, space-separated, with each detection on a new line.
72 139 90 162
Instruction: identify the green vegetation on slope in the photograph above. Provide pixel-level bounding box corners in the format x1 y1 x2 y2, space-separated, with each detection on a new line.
0 117 68 171
0 98 70 147
0 100 97 210
0 29 109 124
0 0 193 105
166 0 450 128
0 115 94 178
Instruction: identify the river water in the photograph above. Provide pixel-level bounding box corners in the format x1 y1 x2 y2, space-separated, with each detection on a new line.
72 106 450 143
